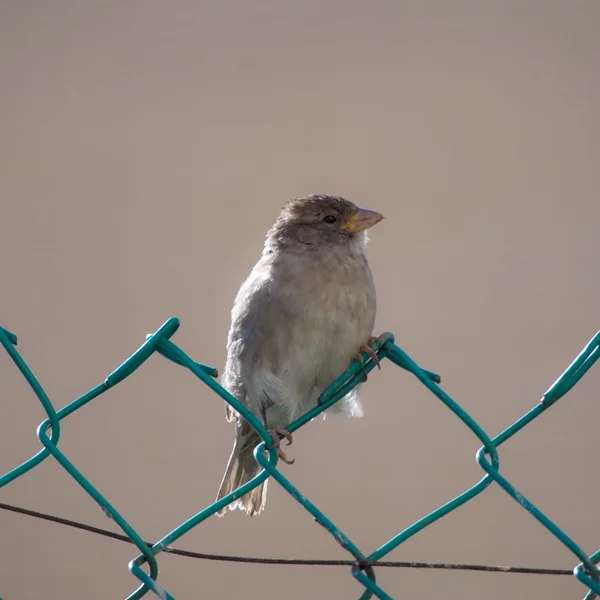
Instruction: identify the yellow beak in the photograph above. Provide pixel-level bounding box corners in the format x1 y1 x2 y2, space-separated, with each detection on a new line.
340 208 384 232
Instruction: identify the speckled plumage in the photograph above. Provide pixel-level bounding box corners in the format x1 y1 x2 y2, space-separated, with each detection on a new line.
216 195 382 516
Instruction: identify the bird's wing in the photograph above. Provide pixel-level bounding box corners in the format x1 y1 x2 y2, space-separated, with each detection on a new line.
221 257 288 420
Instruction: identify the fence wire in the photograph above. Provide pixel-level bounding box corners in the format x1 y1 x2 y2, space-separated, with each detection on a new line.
1 317 599 600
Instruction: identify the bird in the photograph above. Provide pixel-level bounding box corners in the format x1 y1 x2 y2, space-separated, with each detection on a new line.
216 194 383 516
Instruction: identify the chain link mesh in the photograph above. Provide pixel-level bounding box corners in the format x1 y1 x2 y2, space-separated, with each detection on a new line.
1 317 598 599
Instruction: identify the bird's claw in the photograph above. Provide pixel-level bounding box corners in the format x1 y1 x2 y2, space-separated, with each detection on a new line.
354 337 381 381
268 428 295 464
364 337 381 368
277 448 295 464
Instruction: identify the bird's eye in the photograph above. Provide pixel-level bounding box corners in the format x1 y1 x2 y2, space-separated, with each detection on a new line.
323 215 337 224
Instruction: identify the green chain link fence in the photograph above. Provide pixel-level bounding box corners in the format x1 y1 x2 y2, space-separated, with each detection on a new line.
1 317 599 599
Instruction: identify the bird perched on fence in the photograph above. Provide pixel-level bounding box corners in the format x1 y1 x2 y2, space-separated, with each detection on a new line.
216 194 383 516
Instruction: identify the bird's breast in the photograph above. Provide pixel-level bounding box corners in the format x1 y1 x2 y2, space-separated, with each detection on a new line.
275 250 376 383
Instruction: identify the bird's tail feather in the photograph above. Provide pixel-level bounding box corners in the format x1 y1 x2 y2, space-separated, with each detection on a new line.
216 430 267 517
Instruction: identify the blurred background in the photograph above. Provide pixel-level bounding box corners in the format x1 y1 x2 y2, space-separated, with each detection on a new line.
1 1 598 599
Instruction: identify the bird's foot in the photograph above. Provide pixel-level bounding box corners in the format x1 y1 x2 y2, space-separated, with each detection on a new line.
355 337 381 382
268 428 295 464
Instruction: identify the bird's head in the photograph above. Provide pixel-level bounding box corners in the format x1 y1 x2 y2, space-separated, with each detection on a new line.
266 194 383 251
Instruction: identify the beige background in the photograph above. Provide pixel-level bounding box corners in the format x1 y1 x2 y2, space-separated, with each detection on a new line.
1 2 599 599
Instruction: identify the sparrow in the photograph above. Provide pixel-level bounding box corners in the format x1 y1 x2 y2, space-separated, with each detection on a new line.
216 194 383 516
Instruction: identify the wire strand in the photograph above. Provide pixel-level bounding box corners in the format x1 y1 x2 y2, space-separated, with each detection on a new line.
0 502 572 575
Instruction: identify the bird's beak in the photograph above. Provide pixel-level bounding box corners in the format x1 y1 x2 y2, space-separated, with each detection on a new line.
340 208 384 232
